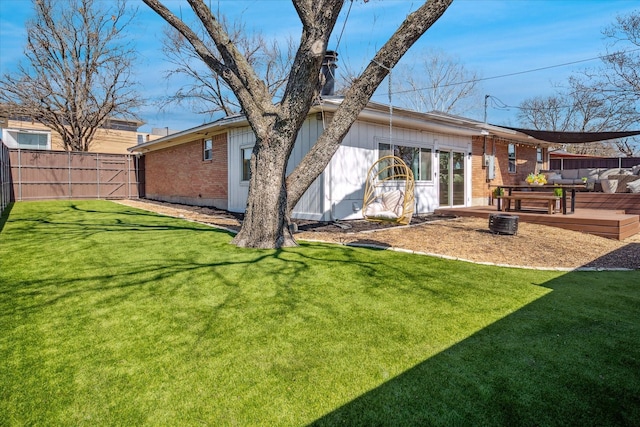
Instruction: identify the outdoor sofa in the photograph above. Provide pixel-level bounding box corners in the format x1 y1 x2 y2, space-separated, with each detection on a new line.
541 165 640 193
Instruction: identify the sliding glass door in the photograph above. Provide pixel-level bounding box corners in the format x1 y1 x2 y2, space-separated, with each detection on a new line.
439 150 466 207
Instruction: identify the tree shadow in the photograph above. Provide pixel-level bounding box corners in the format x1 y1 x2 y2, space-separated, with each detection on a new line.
310 270 640 426
580 243 640 270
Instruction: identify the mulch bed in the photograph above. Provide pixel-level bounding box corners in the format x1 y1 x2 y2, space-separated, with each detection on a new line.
294 214 457 233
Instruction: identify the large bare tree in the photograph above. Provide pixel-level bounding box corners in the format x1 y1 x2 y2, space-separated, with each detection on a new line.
393 48 482 115
0 0 141 151
517 77 629 156
159 18 295 119
144 0 453 249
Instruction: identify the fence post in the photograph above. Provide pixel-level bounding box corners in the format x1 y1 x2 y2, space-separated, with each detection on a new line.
68 151 72 198
96 153 100 198
18 149 22 201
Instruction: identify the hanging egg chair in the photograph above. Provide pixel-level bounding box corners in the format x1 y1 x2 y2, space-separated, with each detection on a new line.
362 155 415 225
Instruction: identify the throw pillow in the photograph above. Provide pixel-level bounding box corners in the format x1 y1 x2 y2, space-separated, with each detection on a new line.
627 179 640 194
599 168 621 179
382 190 404 216
632 164 640 175
601 179 619 194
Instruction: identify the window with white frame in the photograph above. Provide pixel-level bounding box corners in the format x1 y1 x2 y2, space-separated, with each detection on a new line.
203 138 213 161
3 130 50 150
379 143 432 181
536 147 543 164
508 143 516 173
241 147 252 181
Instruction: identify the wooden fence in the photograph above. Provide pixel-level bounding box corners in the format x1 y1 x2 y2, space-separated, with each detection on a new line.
7 148 144 202
550 156 640 170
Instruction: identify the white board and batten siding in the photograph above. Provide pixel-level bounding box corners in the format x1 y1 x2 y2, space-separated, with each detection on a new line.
227 113 472 220
227 116 325 217
328 120 472 220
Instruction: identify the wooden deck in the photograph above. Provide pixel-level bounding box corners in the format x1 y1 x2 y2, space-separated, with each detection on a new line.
574 192 640 216
435 204 640 240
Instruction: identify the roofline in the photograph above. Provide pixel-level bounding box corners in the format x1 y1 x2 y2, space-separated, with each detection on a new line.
130 101 554 153
130 114 246 153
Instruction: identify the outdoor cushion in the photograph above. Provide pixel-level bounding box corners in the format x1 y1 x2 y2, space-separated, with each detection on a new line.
578 168 599 180
370 209 399 219
632 164 640 175
554 178 579 185
545 172 562 181
599 168 621 179
627 179 640 193
562 169 579 179
381 190 404 216
601 179 618 194
364 201 385 217
364 201 398 219
609 175 640 193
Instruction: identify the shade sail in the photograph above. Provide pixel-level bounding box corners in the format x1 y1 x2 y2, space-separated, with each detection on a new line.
498 127 640 144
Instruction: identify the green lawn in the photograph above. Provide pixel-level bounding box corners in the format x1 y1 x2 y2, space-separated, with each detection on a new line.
1 200 638 426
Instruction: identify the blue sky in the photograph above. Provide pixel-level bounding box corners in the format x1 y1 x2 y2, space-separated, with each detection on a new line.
1 0 638 133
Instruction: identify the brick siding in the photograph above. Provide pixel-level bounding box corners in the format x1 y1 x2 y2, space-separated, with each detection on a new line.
471 136 546 204
144 133 228 208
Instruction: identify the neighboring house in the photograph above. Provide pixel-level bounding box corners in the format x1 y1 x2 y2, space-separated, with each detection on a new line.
130 99 554 220
0 116 161 154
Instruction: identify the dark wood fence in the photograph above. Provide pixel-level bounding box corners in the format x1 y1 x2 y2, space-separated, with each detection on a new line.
550 156 640 170
1 142 10 216
7 148 144 202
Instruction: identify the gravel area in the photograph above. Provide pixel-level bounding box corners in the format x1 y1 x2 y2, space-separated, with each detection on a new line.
116 199 640 271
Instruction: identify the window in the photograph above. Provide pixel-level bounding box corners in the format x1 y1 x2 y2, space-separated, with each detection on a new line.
4 130 50 150
508 143 516 173
241 147 252 181
536 147 543 163
378 143 432 181
203 138 213 161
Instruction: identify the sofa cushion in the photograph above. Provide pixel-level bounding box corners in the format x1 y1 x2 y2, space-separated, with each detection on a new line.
609 175 640 193
599 168 621 179
627 179 640 193
578 168 599 180
561 169 579 179
601 179 618 194
364 201 398 219
555 178 580 185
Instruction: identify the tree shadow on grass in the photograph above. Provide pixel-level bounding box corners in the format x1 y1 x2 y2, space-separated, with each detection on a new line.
580 243 640 270
310 271 640 427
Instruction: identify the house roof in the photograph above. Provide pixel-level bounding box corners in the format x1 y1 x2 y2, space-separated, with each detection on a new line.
129 100 556 154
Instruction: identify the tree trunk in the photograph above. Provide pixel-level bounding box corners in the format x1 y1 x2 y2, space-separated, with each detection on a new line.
231 138 296 248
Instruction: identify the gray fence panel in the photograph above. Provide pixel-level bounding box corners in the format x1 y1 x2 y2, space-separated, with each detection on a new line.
8 149 143 202
550 156 640 170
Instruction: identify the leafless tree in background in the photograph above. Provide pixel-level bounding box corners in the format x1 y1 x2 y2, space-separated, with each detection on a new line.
159 18 295 119
144 0 453 249
393 48 482 115
518 10 640 157
0 0 141 151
